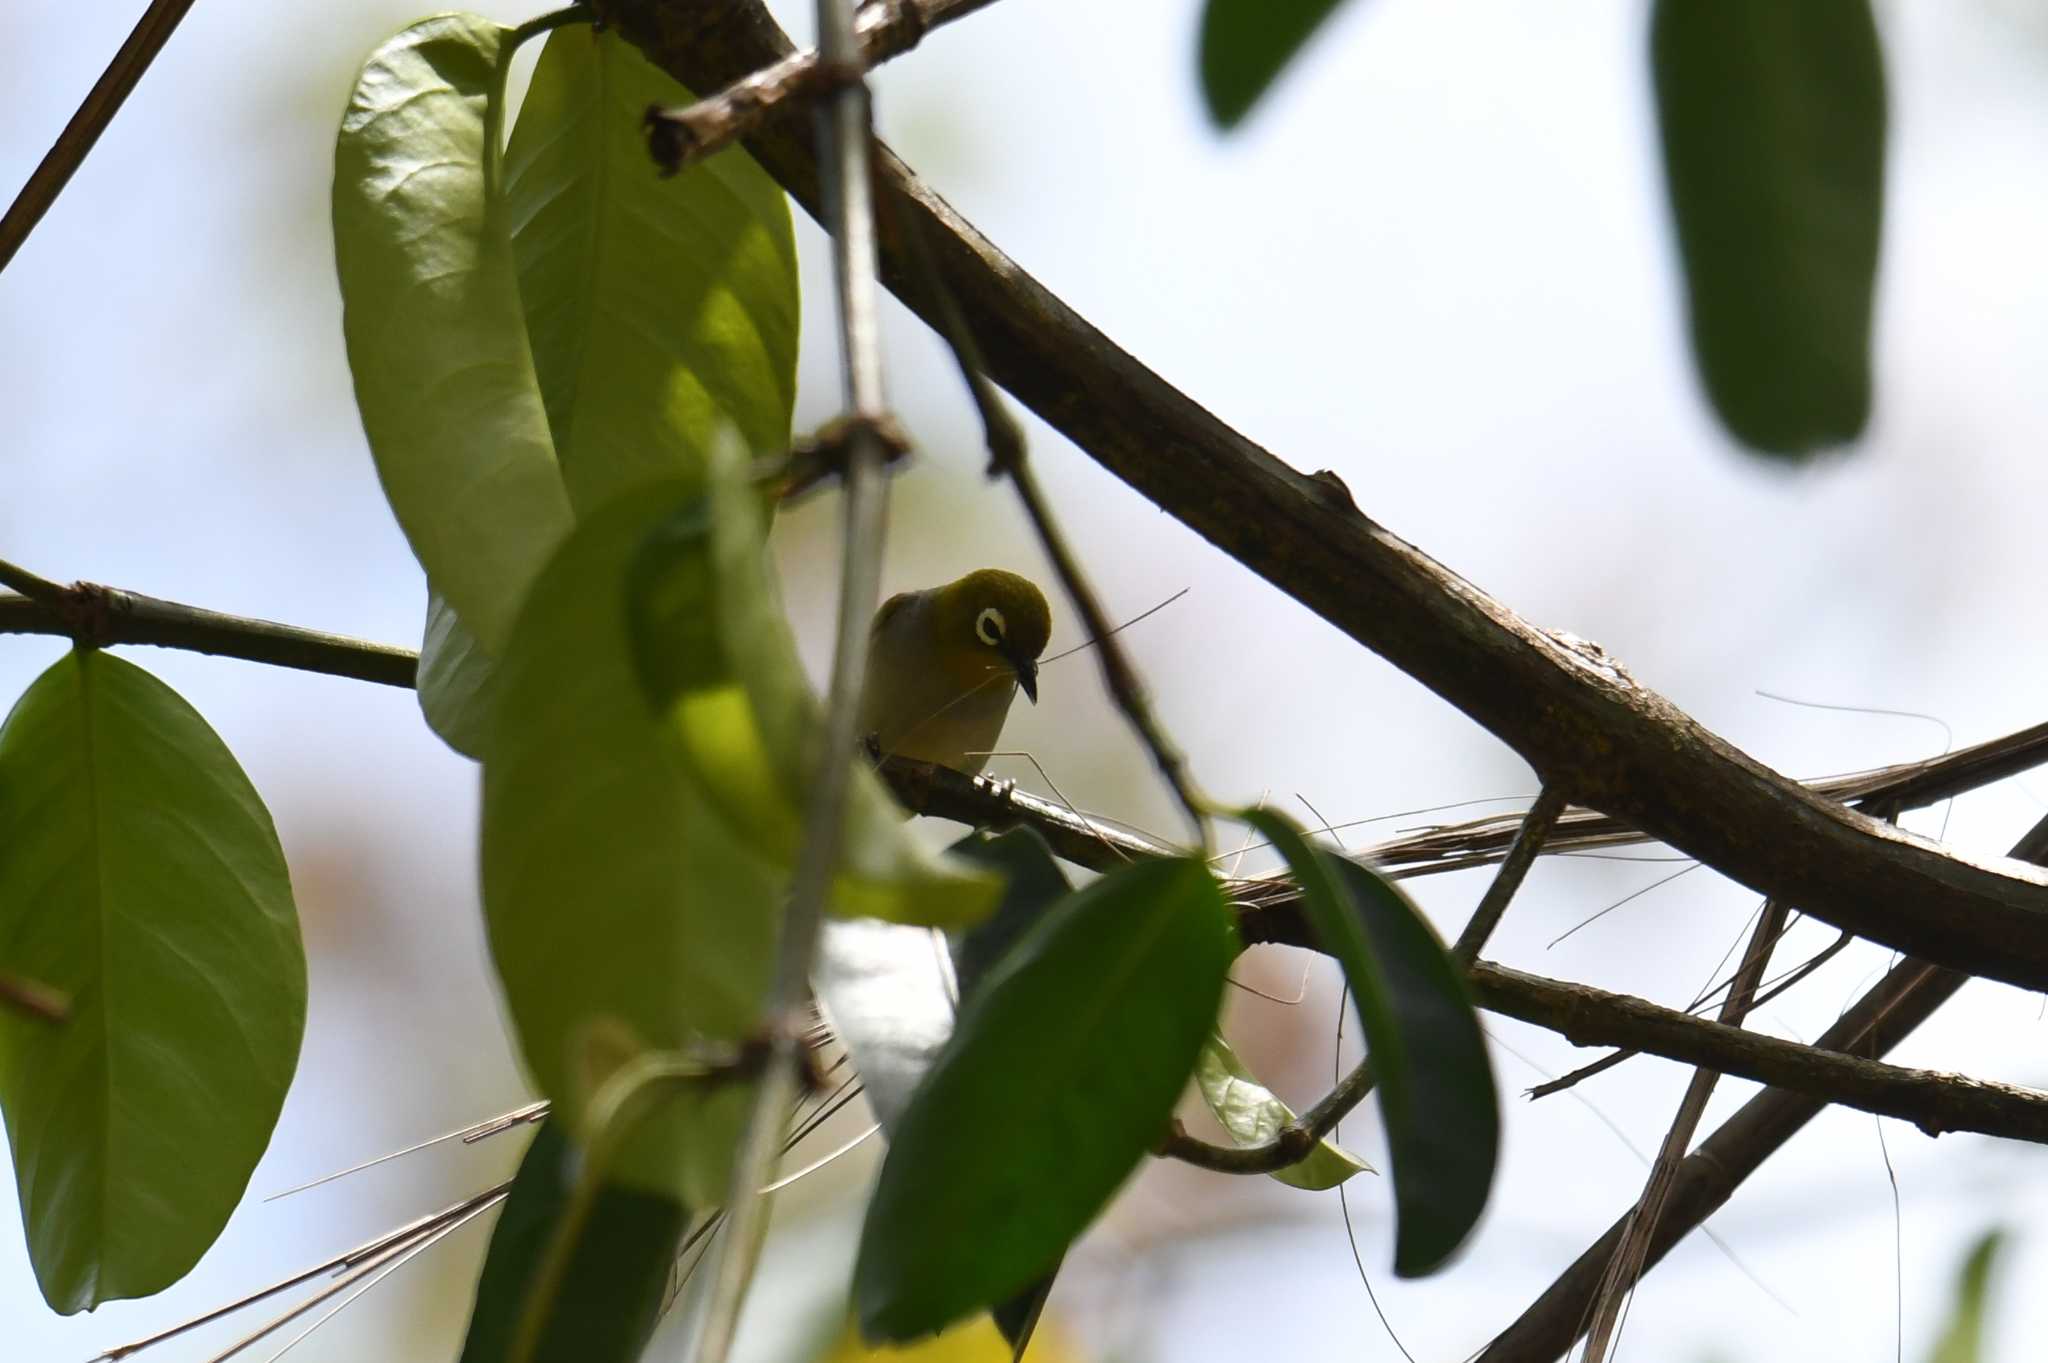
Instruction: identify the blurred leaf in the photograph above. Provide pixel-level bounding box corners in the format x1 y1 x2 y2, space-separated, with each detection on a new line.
506 28 799 512
333 14 573 653
1199 0 1355 129
1929 1229 2005 1363
481 486 778 1204
854 856 1235 1341
1652 0 1886 457
418 591 500 760
626 443 1003 932
947 828 1074 1001
0 650 304 1311
1240 809 1496 1276
459 1120 685 1363
1193 1034 1372 1191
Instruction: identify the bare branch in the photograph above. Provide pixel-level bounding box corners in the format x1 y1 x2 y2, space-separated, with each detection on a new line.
0 0 201 274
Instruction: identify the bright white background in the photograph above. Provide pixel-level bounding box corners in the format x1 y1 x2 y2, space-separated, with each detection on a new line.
4 1 2048 1359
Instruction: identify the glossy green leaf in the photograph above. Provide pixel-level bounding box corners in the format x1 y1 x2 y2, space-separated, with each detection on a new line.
854 856 1235 1341
1930 1230 2005 1363
947 828 1074 1002
1193 1034 1372 1192
417 591 500 760
1198 0 1354 129
334 14 573 653
459 1120 686 1363
506 28 799 512
626 444 1003 932
0 650 304 1311
1652 0 1886 458
1240 809 1495 1276
481 487 778 1205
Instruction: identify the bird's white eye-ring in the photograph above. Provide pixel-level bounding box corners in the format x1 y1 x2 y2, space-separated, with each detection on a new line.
975 607 1006 646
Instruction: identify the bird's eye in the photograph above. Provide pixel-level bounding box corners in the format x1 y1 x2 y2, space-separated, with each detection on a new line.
975 607 1006 646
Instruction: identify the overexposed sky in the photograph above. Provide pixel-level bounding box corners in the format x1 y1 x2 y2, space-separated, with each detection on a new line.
5 1 2048 1359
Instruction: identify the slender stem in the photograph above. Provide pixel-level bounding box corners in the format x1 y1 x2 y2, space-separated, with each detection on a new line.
0 973 68 1023
1451 782 1569 962
890 198 1211 846
0 0 199 275
691 2 891 1357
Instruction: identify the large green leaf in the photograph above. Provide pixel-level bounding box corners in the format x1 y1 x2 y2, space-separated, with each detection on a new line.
0 650 304 1311
853 856 1236 1342
1652 0 1886 458
1930 1230 2005 1363
1240 809 1496 1276
626 445 1003 932
334 14 573 654
506 28 799 512
458 1120 685 1363
481 488 779 1206
1198 0 1356 129
1192 1034 1371 1192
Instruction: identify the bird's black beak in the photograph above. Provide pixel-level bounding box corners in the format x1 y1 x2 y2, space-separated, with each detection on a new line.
1007 649 1039 704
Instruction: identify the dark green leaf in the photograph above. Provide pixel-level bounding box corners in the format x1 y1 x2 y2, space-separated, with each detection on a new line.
1240 809 1496 1276
854 856 1235 1341
1652 0 1886 458
1198 0 1355 129
506 29 799 512
1192 1034 1372 1191
459 1120 686 1363
946 828 1074 1000
0 650 304 1311
333 14 573 653
1930 1229 2005 1363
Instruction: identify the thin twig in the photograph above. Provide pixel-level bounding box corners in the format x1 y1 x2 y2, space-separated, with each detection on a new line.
1452 782 1570 962
1578 898 1788 1362
645 0 999 173
0 972 68 1023
690 0 892 1355
888 195 1211 846
0 0 200 274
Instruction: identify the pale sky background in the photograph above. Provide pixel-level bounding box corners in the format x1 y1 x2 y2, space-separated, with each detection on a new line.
5 1 2048 1360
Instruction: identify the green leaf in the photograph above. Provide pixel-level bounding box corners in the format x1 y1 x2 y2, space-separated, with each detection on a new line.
459 1120 686 1363
853 856 1236 1342
1192 1034 1372 1192
625 443 1003 932
0 650 304 1311
1651 0 1886 458
1929 1229 2005 1363
946 828 1074 1001
506 28 799 512
481 485 778 1205
334 14 573 653
1239 809 1496 1276
418 591 500 760
1198 0 1355 129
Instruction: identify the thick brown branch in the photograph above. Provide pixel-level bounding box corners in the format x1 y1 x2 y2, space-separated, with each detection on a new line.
590 0 2048 991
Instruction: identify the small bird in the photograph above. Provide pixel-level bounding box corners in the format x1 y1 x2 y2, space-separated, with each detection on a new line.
860 568 1052 774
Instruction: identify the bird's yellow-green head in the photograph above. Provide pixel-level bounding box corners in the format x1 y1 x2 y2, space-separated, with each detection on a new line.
925 568 1052 702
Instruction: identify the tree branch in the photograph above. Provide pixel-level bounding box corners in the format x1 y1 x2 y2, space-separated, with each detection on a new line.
1474 808 2048 1363
0 585 417 688
590 0 2048 992
0 0 200 274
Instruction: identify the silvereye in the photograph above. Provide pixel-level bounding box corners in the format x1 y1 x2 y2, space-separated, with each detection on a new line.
859 569 1052 774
